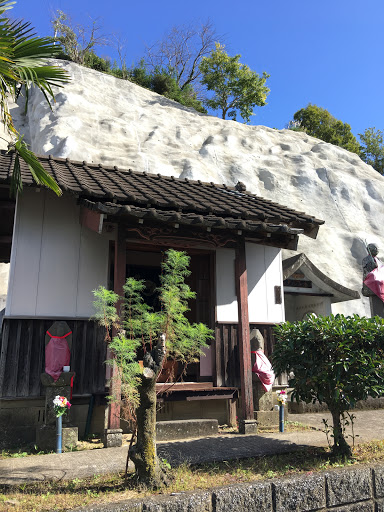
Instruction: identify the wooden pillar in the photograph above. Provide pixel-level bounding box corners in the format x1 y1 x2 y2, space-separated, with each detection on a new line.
235 239 254 422
107 223 126 432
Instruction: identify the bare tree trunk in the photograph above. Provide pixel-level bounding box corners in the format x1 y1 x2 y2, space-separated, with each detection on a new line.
330 408 351 457
130 334 167 488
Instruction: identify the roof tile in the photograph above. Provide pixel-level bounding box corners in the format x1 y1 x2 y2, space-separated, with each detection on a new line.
0 150 324 238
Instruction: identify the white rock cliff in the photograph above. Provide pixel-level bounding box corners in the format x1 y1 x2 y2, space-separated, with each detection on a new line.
7 60 384 317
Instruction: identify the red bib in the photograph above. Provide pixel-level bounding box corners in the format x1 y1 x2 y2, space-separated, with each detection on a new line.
45 330 71 381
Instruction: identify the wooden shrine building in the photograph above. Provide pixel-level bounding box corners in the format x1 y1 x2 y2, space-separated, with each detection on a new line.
0 151 324 445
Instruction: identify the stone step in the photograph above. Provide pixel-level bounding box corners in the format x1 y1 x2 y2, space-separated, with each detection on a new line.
156 419 218 441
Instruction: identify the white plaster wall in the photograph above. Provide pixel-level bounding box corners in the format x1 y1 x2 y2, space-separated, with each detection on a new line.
295 295 332 320
284 293 332 321
6 189 109 318
0 263 9 311
216 248 237 322
247 244 285 323
215 245 284 324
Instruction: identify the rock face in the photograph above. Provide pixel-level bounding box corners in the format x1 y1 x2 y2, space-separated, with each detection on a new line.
9 60 384 317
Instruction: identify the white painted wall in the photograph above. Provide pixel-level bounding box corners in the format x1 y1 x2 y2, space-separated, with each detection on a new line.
246 243 285 323
216 248 237 322
284 294 332 321
6 189 109 318
215 244 285 324
0 263 9 311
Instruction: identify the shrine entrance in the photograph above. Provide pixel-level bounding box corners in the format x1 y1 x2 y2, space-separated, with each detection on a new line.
109 241 215 382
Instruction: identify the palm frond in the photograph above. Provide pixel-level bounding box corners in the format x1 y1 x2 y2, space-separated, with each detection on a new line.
0 1 16 14
0 0 70 195
13 138 62 196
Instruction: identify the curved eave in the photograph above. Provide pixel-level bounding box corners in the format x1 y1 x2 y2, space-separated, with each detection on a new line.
283 253 360 303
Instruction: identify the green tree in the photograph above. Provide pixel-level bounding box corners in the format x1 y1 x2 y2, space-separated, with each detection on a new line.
359 127 384 175
199 43 270 123
292 104 361 155
93 249 213 488
273 314 384 456
0 0 69 195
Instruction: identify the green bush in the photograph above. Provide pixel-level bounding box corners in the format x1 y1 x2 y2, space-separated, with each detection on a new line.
83 51 111 73
273 314 384 455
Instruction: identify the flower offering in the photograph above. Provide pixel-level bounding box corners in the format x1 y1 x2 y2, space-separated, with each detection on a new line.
276 389 287 405
53 395 71 417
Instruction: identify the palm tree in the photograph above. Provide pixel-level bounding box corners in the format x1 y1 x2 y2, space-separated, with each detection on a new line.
0 0 69 195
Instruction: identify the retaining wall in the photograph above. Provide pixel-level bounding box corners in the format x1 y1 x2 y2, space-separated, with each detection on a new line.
74 463 384 511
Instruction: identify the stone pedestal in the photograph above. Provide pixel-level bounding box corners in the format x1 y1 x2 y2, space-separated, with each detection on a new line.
370 295 384 317
250 328 283 428
36 371 79 451
253 378 288 427
41 372 75 425
253 378 279 427
103 428 123 448
36 424 78 451
239 419 258 435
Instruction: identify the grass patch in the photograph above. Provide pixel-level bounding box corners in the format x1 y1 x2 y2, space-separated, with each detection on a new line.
257 420 316 433
3 440 384 511
0 435 134 460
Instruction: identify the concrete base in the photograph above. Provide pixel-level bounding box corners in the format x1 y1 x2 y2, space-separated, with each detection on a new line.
156 397 231 425
103 428 123 448
254 410 281 427
36 424 78 452
239 419 258 435
156 419 218 441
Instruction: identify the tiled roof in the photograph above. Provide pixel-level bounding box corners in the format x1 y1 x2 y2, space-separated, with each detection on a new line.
0 151 324 238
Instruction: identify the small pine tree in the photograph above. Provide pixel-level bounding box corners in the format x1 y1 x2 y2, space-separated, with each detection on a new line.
93 249 213 487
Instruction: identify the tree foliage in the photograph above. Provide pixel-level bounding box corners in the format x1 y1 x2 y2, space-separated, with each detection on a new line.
123 61 206 113
0 0 69 195
93 249 213 487
292 104 361 155
199 43 270 123
273 314 384 456
359 127 384 175
50 11 207 114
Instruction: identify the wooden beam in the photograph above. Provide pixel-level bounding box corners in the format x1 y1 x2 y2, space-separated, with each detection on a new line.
80 206 104 234
107 223 126 430
235 239 254 420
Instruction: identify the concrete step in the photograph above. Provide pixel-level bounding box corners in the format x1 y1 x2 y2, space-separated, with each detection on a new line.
156 419 218 441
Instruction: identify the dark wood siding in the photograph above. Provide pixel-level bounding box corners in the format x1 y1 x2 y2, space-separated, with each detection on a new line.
0 318 286 398
0 318 106 398
214 322 285 387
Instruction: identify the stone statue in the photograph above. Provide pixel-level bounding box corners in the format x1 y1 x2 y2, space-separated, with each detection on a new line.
43 321 72 383
36 320 78 450
362 244 379 295
362 243 384 317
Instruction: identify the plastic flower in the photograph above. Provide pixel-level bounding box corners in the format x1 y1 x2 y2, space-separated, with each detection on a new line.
53 395 71 417
276 389 287 405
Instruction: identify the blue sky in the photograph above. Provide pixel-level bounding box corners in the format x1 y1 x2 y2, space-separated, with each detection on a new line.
12 0 384 138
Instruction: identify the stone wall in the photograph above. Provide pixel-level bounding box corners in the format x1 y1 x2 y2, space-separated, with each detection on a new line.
289 396 384 414
0 397 104 448
74 463 384 511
